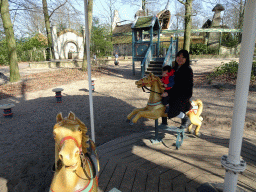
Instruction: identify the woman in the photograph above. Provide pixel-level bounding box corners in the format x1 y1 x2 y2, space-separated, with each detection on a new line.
167 49 193 129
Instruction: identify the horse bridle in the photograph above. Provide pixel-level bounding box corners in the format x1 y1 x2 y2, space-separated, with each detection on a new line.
55 136 96 180
139 77 162 95
58 136 82 153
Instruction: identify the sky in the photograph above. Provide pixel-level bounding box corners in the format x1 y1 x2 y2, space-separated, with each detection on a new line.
72 0 219 30
7 0 225 37
74 0 188 26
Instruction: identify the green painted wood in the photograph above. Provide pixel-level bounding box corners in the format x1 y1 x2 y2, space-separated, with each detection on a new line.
113 28 242 37
162 28 242 33
133 16 155 29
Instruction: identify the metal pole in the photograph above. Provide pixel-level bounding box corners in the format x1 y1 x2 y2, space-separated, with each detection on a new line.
223 0 256 191
132 30 135 75
84 0 95 142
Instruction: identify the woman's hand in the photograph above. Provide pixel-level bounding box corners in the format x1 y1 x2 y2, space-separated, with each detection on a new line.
162 92 168 97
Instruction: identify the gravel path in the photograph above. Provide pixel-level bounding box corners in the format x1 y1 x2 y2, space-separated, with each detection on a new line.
0 58 255 191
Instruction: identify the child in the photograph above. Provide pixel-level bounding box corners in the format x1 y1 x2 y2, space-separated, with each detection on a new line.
114 52 119 65
161 65 175 113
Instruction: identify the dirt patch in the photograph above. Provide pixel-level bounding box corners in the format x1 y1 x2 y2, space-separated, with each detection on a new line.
0 68 104 100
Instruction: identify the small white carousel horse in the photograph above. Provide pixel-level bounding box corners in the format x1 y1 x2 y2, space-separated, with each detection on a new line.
50 112 99 192
127 73 203 136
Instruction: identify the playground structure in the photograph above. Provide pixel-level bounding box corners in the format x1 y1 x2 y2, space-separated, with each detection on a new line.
131 15 178 77
127 73 204 149
50 112 99 192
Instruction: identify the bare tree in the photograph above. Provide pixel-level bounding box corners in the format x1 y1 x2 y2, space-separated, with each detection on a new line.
0 0 20 82
120 0 164 17
177 0 193 52
222 0 246 42
42 0 53 60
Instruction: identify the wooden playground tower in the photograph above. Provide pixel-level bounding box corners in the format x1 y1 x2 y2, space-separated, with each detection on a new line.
131 15 178 77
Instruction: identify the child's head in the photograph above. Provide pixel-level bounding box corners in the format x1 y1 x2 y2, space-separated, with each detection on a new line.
162 65 172 76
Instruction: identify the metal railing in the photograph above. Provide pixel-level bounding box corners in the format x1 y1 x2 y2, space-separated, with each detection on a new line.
141 43 152 77
163 37 178 67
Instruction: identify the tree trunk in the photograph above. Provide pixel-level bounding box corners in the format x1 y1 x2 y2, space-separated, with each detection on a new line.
0 0 20 82
142 0 146 11
82 0 93 71
183 0 192 52
88 0 93 41
42 0 53 60
238 0 245 43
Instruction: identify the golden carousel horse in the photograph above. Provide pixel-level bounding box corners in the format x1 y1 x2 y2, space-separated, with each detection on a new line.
127 73 203 136
50 112 99 192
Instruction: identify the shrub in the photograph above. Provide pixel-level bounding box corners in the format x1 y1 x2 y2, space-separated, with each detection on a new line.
190 43 220 55
190 43 208 55
0 34 48 65
208 60 256 81
207 47 219 55
221 33 239 48
21 34 47 51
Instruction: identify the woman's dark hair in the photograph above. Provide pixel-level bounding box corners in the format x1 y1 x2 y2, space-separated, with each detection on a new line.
173 49 190 70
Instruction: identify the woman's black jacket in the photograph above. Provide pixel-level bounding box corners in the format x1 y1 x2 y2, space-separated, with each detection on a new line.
166 63 193 118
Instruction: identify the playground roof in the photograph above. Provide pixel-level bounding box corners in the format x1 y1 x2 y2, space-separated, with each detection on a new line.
132 16 161 30
112 23 133 34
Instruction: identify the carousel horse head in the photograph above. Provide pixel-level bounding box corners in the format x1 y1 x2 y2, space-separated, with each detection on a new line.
53 111 89 171
135 73 165 93
50 112 98 192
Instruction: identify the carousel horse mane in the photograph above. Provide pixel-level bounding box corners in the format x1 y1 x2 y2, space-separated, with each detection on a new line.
54 112 90 154
142 73 165 94
152 74 165 94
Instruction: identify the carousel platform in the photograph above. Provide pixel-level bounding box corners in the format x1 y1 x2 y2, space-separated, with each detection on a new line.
97 130 256 192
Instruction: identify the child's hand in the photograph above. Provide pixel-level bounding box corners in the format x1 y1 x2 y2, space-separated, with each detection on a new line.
162 92 168 97
164 84 167 87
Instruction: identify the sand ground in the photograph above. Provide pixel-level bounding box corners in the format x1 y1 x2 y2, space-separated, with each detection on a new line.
0 58 255 191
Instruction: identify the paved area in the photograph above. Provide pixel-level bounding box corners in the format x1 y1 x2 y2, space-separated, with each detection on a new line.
0 58 255 192
97 130 256 192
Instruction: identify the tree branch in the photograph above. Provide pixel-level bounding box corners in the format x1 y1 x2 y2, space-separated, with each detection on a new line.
10 8 34 11
177 0 185 6
49 0 68 18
